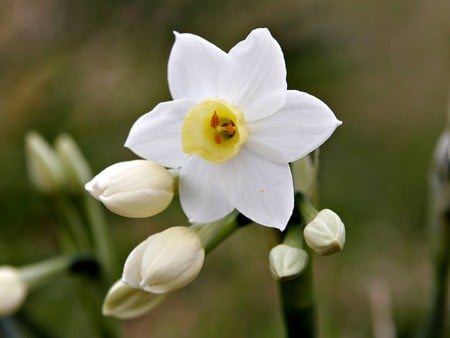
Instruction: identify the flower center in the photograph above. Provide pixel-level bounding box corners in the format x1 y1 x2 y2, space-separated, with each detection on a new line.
182 99 247 163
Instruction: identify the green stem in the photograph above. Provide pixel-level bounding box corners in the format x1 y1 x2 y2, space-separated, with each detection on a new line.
56 195 91 251
282 222 303 248
279 250 315 338
19 254 98 290
54 225 78 253
191 210 240 254
83 196 117 284
422 193 449 336
278 194 318 338
296 193 318 223
20 256 72 290
423 241 449 338
420 127 450 338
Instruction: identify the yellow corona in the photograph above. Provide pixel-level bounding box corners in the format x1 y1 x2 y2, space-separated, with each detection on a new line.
182 99 248 163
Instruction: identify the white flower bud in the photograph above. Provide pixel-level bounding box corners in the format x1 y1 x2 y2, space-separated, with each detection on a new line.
55 134 92 193
269 244 308 281
0 266 27 317
25 131 66 193
102 280 166 319
303 209 345 255
122 226 205 294
85 160 175 218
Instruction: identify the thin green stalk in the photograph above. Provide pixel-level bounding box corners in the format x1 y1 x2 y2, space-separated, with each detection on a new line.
191 210 240 253
54 225 78 253
296 193 318 223
55 195 91 251
282 222 303 248
423 240 449 338
83 196 117 284
278 193 319 337
19 254 98 289
420 127 450 338
20 256 74 290
279 250 315 338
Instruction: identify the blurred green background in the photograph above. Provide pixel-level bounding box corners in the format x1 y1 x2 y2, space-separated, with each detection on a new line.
0 0 449 337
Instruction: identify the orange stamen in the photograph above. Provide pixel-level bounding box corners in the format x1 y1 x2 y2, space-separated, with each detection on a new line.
210 111 219 128
214 134 222 144
221 121 236 136
210 111 237 144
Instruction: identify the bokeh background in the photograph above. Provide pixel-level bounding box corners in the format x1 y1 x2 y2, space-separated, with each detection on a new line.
1 0 449 337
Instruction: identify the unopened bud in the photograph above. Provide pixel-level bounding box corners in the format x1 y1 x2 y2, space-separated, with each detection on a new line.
85 160 175 218
55 134 92 193
0 266 27 317
102 280 166 319
303 209 345 255
122 226 205 294
25 131 65 193
269 244 308 281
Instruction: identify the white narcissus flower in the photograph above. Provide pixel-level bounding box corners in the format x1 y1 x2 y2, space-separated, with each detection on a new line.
125 28 341 230
85 160 175 218
122 226 205 294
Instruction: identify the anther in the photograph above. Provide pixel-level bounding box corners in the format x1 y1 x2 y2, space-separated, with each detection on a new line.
210 111 219 128
214 134 223 144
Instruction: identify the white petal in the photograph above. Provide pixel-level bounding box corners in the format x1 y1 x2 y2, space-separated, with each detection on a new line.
218 28 287 121
99 190 173 218
168 32 230 102
218 149 294 231
246 90 342 163
125 99 194 168
179 156 234 223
